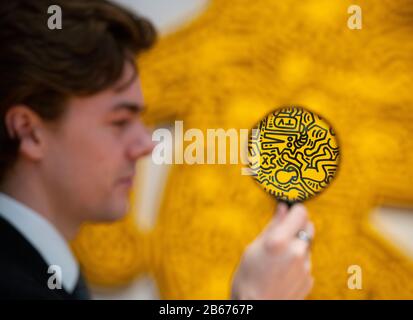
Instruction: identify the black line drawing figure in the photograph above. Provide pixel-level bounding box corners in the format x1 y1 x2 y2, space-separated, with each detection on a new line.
249 107 340 202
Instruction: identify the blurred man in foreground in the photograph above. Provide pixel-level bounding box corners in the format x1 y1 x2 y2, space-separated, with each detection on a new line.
0 0 314 299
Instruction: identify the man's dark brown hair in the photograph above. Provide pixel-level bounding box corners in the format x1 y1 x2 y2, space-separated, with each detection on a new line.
0 0 157 182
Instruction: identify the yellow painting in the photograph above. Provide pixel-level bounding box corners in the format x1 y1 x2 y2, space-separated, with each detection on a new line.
72 0 413 299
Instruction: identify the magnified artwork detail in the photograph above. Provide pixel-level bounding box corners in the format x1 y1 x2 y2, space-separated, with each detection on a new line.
249 107 340 202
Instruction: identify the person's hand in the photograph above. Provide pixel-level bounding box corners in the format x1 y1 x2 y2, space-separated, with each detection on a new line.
231 203 314 300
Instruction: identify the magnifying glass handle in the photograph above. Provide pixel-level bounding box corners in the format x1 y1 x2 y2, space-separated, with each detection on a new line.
281 200 295 209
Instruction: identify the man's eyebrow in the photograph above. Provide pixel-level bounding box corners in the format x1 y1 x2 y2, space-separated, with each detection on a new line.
111 102 146 113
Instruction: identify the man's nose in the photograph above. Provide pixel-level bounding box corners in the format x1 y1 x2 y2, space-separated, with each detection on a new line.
127 125 155 162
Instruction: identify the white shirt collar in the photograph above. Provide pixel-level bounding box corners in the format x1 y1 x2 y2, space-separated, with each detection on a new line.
0 192 79 293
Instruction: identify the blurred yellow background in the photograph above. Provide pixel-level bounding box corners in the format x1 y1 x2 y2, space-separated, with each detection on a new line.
72 0 413 299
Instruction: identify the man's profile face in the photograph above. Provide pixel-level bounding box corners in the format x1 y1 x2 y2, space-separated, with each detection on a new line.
42 63 154 223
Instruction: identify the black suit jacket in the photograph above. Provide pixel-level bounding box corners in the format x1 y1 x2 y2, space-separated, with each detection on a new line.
0 216 89 299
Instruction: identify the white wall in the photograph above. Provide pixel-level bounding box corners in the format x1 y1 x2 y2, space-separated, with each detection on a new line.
113 0 209 34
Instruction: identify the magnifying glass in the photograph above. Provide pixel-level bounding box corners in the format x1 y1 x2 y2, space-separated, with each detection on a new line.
248 106 340 207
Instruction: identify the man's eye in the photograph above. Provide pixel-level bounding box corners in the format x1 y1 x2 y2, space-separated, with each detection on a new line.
112 119 130 127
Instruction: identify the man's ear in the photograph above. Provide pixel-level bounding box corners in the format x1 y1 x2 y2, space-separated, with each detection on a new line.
4 106 46 161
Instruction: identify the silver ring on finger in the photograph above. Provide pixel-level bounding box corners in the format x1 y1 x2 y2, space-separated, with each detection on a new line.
297 230 312 246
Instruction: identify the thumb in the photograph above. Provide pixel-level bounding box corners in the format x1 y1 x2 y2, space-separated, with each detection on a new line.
275 201 288 223
263 202 289 236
